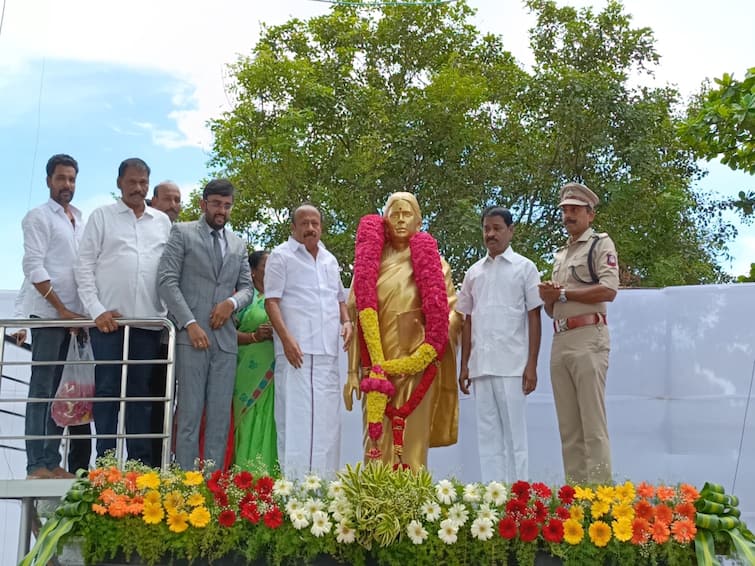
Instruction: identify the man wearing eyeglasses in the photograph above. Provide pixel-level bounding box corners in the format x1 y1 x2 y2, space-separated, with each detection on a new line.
158 179 252 470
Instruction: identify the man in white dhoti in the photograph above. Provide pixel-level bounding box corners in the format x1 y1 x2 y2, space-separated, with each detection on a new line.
457 206 542 483
264 204 353 477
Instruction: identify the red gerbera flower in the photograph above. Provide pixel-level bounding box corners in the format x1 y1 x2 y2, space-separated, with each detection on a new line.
505 498 527 517
519 518 540 542
240 502 260 524
532 482 552 499
533 500 548 524
542 519 564 543
213 491 229 507
512 481 531 500
555 505 570 520
264 507 283 529
218 509 237 527
233 471 254 490
498 517 517 540
255 476 274 496
558 485 575 505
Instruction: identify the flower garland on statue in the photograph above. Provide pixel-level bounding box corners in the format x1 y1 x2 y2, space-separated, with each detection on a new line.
353 214 449 467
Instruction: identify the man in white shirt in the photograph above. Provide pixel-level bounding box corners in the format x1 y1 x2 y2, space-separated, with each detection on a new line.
75 158 172 464
21 154 91 479
457 206 542 483
264 204 353 477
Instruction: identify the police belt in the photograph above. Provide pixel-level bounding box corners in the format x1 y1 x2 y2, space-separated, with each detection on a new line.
553 312 607 334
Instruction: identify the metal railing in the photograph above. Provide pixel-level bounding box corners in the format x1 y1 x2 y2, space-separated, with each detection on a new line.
0 317 176 470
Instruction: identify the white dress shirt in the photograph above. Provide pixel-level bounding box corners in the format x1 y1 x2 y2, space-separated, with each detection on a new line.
457 246 543 378
264 237 346 357
21 198 85 317
75 199 171 321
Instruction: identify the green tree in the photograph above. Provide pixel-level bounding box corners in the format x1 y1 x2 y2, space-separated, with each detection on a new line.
209 0 734 286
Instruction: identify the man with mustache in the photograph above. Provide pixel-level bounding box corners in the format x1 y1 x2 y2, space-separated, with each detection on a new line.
538 183 619 484
158 179 252 470
457 206 542 483
75 158 172 463
149 180 182 223
264 203 352 478
21 154 91 478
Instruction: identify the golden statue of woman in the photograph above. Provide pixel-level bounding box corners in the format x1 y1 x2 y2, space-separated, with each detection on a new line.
343 192 462 470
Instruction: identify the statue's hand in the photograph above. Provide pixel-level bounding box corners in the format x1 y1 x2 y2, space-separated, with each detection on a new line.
343 371 361 411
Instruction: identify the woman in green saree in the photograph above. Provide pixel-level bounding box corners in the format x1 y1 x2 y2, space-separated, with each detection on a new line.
233 250 277 473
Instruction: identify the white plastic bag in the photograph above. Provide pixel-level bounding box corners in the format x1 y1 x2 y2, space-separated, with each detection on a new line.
51 333 95 427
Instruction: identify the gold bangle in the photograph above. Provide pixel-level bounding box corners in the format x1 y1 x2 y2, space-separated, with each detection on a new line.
250 332 257 343
42 286 54 299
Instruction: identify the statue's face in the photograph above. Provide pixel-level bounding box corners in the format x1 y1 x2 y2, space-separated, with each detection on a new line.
385 199 420 244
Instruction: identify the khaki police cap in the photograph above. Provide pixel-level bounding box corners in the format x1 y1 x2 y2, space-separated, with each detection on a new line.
558 183 599 208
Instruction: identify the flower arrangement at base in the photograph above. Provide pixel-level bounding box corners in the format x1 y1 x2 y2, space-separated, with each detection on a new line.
22 458 754 566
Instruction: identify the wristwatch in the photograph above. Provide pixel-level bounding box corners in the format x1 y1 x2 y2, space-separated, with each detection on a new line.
558 288 567 303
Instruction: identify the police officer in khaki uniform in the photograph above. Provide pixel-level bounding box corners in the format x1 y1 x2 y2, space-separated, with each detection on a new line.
538 182 619 484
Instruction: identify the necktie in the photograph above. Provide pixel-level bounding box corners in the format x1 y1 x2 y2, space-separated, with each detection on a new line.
211 230 223 276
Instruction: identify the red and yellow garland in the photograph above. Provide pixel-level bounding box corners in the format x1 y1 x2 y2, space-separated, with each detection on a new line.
353 214 449 467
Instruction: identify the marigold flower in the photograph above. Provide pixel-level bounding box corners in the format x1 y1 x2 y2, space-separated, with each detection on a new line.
563 519 584 545
636 482 655 499
92 503 108 515
136 472 160 491
671 518 696 544
652 520 670 544
189 506 211 528
569 505 585 522
656 485 675 502
679 483 700 504
143 490 161 506
588 521 612 547
590 500 610 519
674 502 697 521
167 510 189 533
182 471 204 487
614 481 636 503
612 518 633 542
634 499 654 521
574 486 595 502
631 517 651 545
142 502 164 525
163 491 184 513
654 503 673 525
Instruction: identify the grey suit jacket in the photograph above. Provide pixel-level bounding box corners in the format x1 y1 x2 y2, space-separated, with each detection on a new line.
157 220 252 353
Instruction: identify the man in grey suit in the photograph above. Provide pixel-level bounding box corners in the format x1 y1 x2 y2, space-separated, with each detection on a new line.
157 179 252 470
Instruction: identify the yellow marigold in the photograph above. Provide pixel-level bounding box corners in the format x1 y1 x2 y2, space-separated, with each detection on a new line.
574 486 595 502
136 471 161 490
189 506 211 528
365 391 389 423
142 502 164 525
612 503 634 522
163 491 184 513
143 490 161 506
612 518 633 542
187 492 206 507
614 481 636 503
591 500 610 519
359 309 385 364
381 343 438 376
167 510 189 533
596 486 616 504
589 521 612 547
563 519 584 545
569 505 585 522
183 471 204 487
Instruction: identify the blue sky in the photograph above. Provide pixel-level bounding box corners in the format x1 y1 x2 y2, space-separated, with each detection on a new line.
0 0 753 291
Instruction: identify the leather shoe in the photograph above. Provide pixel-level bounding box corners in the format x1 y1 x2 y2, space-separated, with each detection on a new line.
49 467 75 479
26 468 55 479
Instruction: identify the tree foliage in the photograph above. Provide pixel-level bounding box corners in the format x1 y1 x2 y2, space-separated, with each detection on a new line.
208 0 734 286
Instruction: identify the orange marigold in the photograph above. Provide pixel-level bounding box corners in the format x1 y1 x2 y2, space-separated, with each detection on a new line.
124 471 139 492
671 518 696 544
100 488 118 505
105 466 122 484
92 503 108 515
636 482 655 499
651 520 670 544
108 499 129 518
656 485 675 502
89 469 106 486
654 504 674 525
679 483 700 504
674 502 697 521
634 500 654 521
631 517 651 545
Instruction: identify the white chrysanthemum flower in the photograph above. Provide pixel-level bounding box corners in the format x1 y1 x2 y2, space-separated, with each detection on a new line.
303 474 322 492
406 519 428 545
310 510 332 537
438 518 459 544
447 503 469 527
477 503 498 522
470 517 494 541
484 481 507 506
327 480 344 499
421 501 442 522
328 498 352 522
273 478 293 497
463 483 481 503
435 479 457 505
336 520 356 544
304 497 325 517
285 498 303 517
291 510 309 530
